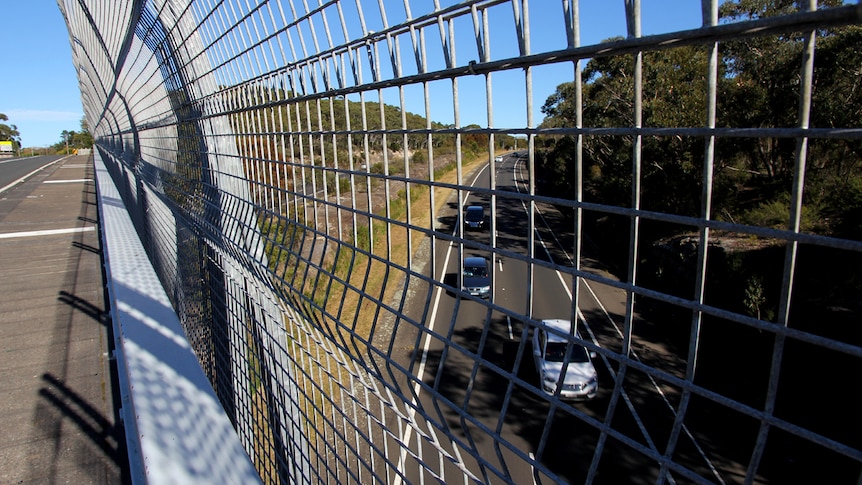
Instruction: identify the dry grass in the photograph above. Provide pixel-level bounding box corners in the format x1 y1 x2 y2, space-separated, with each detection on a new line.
249 150 495 476
321 151 492 351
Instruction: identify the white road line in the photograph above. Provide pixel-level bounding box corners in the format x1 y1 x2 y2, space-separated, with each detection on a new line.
0 226 95 239
395 163 491 485
529 452 538 485
0 156 73 194
44 179 93 184
511 159 723 485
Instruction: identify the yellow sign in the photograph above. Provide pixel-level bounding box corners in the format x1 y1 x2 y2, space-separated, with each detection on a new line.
0 141 13 153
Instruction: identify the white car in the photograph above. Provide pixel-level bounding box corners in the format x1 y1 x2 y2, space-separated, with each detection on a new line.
494 155 503 162
532 319 598 400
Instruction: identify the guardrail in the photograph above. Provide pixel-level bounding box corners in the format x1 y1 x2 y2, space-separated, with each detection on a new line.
95 151 261 482
61 0 862 483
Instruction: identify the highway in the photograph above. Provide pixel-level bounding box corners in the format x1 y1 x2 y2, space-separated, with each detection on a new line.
0 156 66 194
0 152 730 483
0 153 124 483
392 152 733 484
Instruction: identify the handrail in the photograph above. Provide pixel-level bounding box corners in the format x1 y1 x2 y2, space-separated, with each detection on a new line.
95 150 261 484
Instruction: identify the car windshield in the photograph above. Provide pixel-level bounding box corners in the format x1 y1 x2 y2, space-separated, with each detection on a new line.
544 341 590 363
465 207 483 221
463 265 488 278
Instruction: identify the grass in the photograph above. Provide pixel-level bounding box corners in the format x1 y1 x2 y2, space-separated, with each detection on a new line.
247 148 496 477
319 150 493 352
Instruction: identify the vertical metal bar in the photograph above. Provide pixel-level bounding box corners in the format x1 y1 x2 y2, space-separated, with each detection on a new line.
449 13 465 303
626 0 642 354
483 5 499 309
563 0 584 340
424 75 436 297
343 68 359 246
400 82 412 277
316 95 331 236
658 2 722 483
359 58 374 253
589 1 642 482
748 2 817 483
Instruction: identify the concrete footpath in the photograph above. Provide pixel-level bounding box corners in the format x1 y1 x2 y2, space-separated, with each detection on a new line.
0 154 127 483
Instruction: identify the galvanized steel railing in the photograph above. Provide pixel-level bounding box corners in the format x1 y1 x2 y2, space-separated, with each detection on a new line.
59 0 862 483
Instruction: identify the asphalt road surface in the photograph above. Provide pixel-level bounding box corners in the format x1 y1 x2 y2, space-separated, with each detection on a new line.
0 155 65 193
389 153 747 484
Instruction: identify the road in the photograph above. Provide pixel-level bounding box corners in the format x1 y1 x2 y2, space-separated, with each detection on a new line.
0 153 125 482
390 152 735 484
0 156 66 193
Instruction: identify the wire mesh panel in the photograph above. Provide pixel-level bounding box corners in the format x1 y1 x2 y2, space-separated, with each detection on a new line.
59 0 862 483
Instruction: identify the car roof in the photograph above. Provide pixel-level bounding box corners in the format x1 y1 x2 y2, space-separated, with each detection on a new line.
464 256 487 266
465 205 483 211
539 319 579 343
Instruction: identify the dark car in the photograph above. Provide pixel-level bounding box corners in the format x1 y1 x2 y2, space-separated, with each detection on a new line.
463 205 485 230
461 256 491 299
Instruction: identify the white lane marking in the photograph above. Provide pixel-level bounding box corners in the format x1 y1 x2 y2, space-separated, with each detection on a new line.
0 156 73 194
44 179 93 184
529 452 538 485
395 162 491 485
0 227 95 239
511 159 722 485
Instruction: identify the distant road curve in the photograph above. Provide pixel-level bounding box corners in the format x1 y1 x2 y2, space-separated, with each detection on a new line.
0 155 67 194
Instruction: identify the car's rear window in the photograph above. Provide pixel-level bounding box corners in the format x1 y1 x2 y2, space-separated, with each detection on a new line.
544 342 590 363
464 265 488 278
465 207 483 221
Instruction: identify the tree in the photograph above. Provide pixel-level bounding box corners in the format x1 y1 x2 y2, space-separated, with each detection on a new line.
537 0 862 237
538 42 713 216
717 0 861 236
53 122 94 153
0 113 22 150
78 116 94 147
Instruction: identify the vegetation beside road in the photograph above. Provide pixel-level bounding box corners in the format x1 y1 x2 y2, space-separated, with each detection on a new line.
240 94 515 353
0 113 93 156
534 0 861 325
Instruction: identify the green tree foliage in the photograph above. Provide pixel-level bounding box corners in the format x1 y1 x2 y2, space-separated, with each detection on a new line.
230 87 517 192
538 43 712 215
718 0 861 235
51 117 94 153
77 116 94 146
535 0 862 324
0 113 22 150
52 128 93 152
537 0 861 240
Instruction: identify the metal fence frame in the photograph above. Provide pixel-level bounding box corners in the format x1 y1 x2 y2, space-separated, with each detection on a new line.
59 0 862 483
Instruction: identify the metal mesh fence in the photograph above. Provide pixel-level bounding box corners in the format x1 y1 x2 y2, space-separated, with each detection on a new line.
59 0 862 483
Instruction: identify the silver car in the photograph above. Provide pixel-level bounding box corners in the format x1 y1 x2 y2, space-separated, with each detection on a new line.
532 319 598 400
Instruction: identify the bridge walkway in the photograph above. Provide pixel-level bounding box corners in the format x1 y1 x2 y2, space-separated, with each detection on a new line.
0 154 127 483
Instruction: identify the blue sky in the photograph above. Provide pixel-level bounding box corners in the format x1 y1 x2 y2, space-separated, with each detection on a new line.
0 1 703 148
0 1 82 147
354 0 704 130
